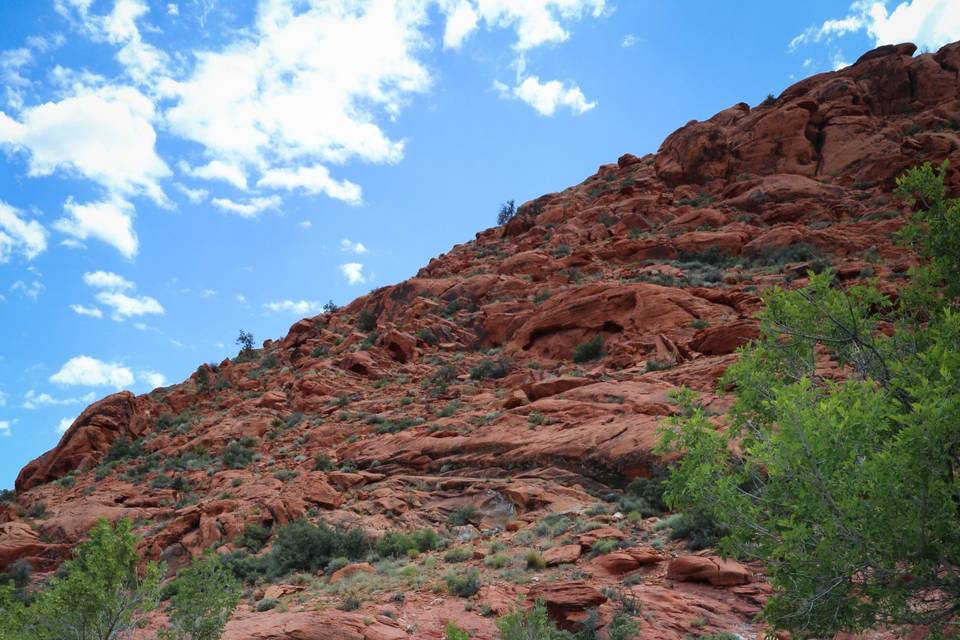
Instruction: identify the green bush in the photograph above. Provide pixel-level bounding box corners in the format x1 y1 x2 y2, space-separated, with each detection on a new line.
256 598 278 612
161 554 241 640
375 529 441 558
445 621 470 640
356 309 377 332
313 454 335 471
447 504 478 526
238 524 272 552
496 600 574 640
469 357 512 381
445 569 481 597
444 546 473 563
221 439 255 469
525 550 546 570
104 436 143 463
267 520 370 578
572 336 604 363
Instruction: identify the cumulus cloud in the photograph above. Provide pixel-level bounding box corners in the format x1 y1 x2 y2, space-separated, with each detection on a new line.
95 291 164 319
510 76 596 116
70 303 103 318
621 34 638 48
50 355 134 388
79 270 163 320
211 196 281 218
442 0 607 51
175 183 208 203
0 201 47 262
264 299 323 314
339 262 366 285
0 420 11 437
23 389 94 409
55 197 139 259
257 166 362 205
183 159 248 190
340 238 367 254
0 84 169 204
164 0 432 208
56 416 76 434
790 0 960 52
83 270 134 290
139 370 166 388
442 1 479 49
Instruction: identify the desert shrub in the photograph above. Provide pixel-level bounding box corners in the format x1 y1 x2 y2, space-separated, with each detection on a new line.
445 621 470 640
221 439 255 469
447 505 478 526
445 569 481 598
496 600 575 640
497 200 517 225
606 611 639 640
338 595 361 611
268 520 370 578
469 356 511 380
572 336 604 363
417 328 439 346
625 475 668 514
238 524 272 552
525 550 546 570
444 547 473 563
104 436 143 463
255 598 278 612
375 529 441 558
313 454 335 471
356 309 377 332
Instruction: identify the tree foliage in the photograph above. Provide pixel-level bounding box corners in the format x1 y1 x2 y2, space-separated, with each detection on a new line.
0 518 162 640
658 162 960 636
160 555 240 640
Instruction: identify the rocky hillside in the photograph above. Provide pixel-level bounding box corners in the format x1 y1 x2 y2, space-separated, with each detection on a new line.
3 40 960 640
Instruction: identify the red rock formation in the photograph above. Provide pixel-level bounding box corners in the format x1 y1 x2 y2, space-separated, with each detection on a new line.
5 39 959 640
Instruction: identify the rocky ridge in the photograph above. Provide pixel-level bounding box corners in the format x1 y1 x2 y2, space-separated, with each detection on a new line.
2 41 960 640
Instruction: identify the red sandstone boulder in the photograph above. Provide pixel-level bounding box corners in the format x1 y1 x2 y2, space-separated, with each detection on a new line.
667 555 752 586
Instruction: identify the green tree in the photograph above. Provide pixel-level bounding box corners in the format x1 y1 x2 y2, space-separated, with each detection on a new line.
658 162 960 636
1 518 162 640
161 555 240 640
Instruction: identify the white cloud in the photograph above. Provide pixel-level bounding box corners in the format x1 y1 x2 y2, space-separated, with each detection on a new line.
56 416 76 434
50 355 134 388
10 279 44 301
83 270 134 290
139 370 166 388
55 197 139 259
790 0 960 52
264 299 323 314
511 75 596 116
164 0 433 205
95 291 164 319
443 1 479 49
0 84 169 204
167 3 179 17
444 0 607 51
211 196 281 218
298 220 312 229
175 182 208 203
340 238 367 254
621 33 638 47
0 201 47 262
200 288 217 298
23 389 95 410
235 293 247 303
183 159 248 190
257 165 362 205
339 262 366 285
71 303 103 318
0 420 11 437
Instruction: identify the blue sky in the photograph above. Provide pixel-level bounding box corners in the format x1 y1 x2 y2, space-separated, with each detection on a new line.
1 0 958 488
